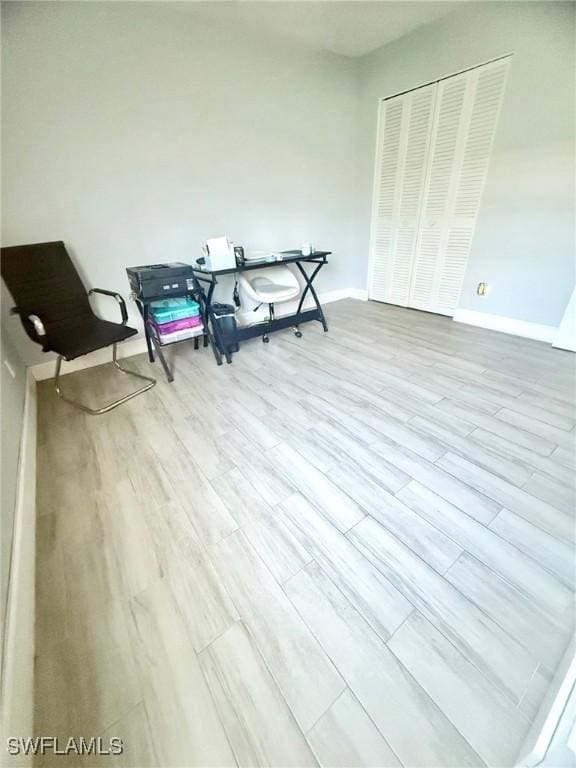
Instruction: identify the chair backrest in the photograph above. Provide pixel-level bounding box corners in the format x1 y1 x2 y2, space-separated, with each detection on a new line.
1 242 92 337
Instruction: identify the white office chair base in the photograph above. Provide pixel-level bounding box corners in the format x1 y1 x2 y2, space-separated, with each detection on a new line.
259 304 302 343
54 343 156 415
262 325 301 343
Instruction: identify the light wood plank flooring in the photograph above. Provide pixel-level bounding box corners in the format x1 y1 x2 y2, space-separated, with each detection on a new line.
35 300 575 767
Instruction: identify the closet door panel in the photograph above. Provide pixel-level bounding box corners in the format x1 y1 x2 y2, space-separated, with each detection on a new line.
409 59 509 316
370 97 403 302
369 86 435 305
409 75 469 313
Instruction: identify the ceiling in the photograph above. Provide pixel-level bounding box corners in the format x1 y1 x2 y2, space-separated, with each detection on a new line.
167 2 460 58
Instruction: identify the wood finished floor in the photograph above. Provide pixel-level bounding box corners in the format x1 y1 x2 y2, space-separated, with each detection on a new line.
35 299 576 768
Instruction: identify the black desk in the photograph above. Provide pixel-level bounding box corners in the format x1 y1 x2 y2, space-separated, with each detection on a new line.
192 250 330 364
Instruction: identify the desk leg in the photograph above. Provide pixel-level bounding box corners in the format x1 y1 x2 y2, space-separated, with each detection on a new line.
139 302 155 362
150 333 174 383
197 279 223 366
296 261 328 332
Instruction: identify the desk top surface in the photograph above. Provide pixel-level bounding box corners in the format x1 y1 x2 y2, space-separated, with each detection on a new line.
192 250 330 277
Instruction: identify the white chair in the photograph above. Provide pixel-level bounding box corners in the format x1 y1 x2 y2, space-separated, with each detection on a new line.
238 265 302 343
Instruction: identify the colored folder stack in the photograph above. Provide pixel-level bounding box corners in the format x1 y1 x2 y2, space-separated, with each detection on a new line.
148 297 204 345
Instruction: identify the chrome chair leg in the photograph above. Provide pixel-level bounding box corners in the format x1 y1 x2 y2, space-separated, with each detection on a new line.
54 344 156 415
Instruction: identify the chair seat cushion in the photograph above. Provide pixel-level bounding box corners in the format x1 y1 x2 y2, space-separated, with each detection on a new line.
239 268 301 304
46 317 138 360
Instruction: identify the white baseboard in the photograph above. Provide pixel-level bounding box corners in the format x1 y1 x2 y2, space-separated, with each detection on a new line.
0 371 37 767
349 288 369 301
319 287 367 304
317 288 350 304
552 288 576 352
453 308 556 343
516 638 576 766
30 288 367 381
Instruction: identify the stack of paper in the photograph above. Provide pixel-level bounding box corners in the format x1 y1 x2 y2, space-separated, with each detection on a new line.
148 297 204 345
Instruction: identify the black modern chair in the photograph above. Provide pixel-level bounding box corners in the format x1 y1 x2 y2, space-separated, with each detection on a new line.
1 241 156 415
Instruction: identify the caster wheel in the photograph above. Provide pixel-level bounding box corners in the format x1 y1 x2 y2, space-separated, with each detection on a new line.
262 336 270 343
295 331 303 338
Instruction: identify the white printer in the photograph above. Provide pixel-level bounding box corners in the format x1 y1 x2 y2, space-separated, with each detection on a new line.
200 236 236 271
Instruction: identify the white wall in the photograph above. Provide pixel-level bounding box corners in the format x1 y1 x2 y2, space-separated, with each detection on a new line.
0 331 35 768
3 2 574 362
356 1 575 328
0 367 36 768
1 1 357 365
0 330 26 642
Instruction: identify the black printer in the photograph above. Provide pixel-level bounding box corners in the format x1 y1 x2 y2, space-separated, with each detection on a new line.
126 262 195 300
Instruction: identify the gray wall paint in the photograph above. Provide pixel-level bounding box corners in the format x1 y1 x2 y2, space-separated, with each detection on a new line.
1 328 27 630
2 1 358 364
2 2 574 365
356 1 575 327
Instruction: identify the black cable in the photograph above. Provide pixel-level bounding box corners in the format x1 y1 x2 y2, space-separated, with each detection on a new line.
233 280 241 308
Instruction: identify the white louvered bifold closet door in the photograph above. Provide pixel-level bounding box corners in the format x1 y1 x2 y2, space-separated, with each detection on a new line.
369 86 435 305
369 57 509 316
409 58 509 314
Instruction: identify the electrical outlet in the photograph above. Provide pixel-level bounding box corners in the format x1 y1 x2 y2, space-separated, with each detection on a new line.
3 358 16 379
